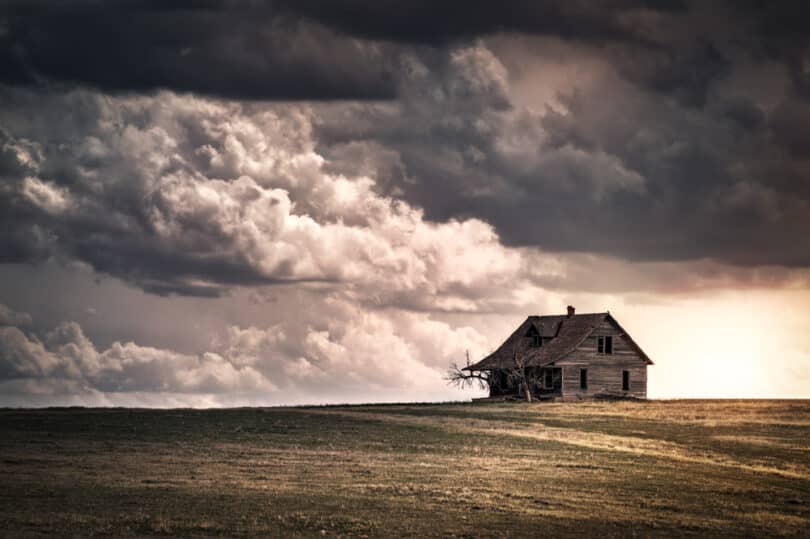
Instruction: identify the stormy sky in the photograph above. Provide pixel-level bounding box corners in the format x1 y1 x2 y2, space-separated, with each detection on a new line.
1 0 809 406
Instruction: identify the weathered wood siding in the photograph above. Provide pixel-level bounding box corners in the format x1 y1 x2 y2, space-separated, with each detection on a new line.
555 318 648 399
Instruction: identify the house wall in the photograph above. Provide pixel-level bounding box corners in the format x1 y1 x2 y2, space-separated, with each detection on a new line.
555 319 648 400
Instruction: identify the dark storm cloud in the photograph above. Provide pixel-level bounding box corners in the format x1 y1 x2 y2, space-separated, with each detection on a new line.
0 1 396 100
313 15 810 269
0 128 54 264
610 40 730 108
739 0 810 99
0 0 806 103
0 0 694 100
769 98 810 158
2 0 810 295
278 0 686 45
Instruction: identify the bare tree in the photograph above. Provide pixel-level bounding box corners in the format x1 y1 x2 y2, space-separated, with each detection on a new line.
504 349 536 403
446 349 540 402
446 350 491 391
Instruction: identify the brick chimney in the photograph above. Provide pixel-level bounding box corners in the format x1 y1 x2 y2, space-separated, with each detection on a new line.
567 305 575 318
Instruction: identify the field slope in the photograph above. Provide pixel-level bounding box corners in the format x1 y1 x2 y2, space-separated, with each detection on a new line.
1 400 808 537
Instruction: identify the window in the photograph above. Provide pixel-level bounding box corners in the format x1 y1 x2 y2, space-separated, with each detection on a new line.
580 368 588 390
622 370 630 391
598 336 613 354
544 369 553 388
532 334 542 347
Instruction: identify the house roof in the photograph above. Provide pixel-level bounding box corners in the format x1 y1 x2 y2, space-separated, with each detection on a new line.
465 311 653 371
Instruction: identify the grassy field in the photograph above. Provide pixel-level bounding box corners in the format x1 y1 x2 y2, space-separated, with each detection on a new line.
0 400 808 538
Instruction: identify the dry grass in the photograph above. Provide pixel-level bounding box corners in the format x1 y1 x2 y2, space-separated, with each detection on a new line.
0 400 808 537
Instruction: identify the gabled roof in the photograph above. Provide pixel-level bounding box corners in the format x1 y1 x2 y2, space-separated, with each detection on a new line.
465 311 653 371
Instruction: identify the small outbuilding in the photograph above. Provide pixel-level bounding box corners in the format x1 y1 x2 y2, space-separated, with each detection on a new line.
464 306 652 401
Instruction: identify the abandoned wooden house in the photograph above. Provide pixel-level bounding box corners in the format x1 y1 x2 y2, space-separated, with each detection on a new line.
464 306 652 401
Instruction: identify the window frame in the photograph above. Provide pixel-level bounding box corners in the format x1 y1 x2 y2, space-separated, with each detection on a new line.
597 335 614 354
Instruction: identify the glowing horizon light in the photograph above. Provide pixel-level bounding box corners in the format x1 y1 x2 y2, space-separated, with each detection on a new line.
631 290 810 399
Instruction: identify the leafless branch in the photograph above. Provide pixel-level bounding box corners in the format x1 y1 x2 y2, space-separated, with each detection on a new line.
445 361 490 391
446 348 541 402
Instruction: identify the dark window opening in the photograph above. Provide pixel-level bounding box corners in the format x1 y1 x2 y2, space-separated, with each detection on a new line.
544 369 553 388
598 336 613 354
605 336 613 354
532 335 542 347
622 370 630 391
580 368 588 390
597 336 604 353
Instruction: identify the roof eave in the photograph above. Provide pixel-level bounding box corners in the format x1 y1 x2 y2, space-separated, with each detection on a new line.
606 313 654 365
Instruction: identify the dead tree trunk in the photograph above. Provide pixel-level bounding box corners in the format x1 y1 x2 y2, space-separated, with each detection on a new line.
508 349 534 403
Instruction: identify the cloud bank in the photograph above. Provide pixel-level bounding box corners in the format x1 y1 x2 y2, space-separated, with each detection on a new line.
0 300 489 407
